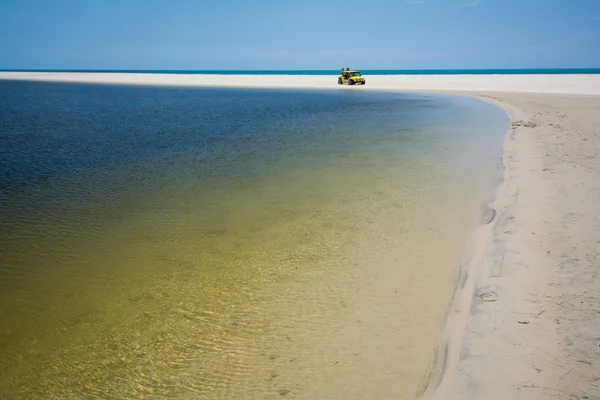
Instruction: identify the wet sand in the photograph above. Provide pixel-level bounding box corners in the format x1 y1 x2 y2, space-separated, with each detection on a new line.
2 72 600 399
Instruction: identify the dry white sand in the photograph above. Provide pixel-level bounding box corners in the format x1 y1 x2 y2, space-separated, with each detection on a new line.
1 71 600 95
2 72 599 399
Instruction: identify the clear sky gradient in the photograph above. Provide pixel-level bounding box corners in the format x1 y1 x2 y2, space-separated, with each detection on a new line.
1 0 599 70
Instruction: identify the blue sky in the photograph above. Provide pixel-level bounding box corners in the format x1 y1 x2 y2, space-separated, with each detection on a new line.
0 0 599 70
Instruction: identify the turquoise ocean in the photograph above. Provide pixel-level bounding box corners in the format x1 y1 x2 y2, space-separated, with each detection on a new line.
2 68 600 75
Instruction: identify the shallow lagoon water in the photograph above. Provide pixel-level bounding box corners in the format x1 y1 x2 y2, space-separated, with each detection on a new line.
0 82 508 399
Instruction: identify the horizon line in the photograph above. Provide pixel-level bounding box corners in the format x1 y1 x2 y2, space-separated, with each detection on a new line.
2 67 600 71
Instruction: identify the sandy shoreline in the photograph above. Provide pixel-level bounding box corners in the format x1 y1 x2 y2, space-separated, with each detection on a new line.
2 72 599 398
423 92 600 400
1 71 600 94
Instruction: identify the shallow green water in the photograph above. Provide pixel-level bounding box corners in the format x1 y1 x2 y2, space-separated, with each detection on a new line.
0 82 508 399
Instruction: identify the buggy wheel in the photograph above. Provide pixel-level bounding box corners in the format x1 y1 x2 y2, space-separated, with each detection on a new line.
338 78 343 85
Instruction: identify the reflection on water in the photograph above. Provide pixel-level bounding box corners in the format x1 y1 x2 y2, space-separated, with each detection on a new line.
0 82 508 399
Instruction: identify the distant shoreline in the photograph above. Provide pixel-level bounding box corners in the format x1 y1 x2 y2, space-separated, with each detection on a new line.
2 72 600 95
1 68 600 75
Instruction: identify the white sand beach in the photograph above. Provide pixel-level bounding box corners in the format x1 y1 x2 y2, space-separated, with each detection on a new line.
1 72 600 95
2 72 599 399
